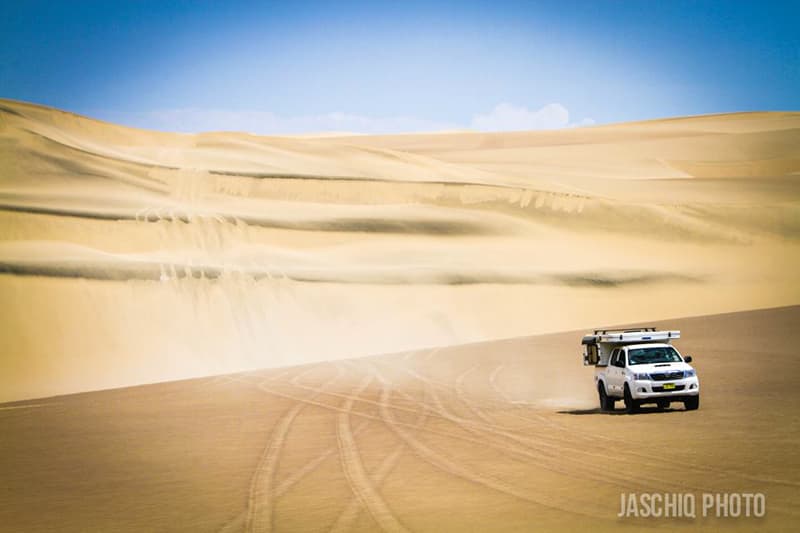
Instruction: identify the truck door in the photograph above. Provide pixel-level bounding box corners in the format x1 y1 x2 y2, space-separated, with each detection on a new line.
606 349 622 394
617 349 628 394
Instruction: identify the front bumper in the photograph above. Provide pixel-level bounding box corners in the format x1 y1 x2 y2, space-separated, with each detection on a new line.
629 377 699 400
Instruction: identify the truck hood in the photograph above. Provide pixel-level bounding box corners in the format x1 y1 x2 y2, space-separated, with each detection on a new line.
630 362 694 374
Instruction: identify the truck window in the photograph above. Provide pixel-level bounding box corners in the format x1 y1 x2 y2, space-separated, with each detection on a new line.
628 346 682 365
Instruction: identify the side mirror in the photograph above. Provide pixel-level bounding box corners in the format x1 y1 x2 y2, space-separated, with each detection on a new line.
684 356 693 363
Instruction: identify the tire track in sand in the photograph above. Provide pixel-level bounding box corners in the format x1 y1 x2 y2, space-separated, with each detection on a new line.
243 370 612 472
330 362 430 533
273 419 370 498
396 359 744 507
248 362 600 515
241 364 343 533
453 364 498 425
394 362 711 495
371 367 602 518
252 367 731 516
335 374 409 533
488 364 517 404
217 373 372 533
472 365 800 493
418 367 659 496
409 360 800 498
395 361 655 497
330 446 406 533
246 363 670 498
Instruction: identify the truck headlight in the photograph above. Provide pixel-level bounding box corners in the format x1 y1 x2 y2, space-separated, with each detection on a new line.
633 372 649 380
684 369 696 377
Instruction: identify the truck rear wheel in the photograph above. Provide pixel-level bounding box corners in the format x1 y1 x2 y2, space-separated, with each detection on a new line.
598 383 614 412
624 384 639 414
684 396 699 411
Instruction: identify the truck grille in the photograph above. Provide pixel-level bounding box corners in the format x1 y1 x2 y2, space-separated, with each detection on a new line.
652 385 686 392
650 371 685 381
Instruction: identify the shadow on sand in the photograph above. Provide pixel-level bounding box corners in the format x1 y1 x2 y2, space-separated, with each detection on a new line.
558 406 685 416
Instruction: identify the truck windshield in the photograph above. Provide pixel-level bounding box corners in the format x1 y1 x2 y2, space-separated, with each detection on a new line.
628 346 682 365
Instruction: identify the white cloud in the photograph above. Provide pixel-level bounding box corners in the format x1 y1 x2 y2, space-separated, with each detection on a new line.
571 117 597 127
470 102 594 131
91 103 594 135
93 109 458 136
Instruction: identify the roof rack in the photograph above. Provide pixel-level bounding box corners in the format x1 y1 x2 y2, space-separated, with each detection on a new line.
593 327 657 335
582 329 680 345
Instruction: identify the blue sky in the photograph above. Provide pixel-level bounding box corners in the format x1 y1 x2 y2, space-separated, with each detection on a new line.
1 0 797 133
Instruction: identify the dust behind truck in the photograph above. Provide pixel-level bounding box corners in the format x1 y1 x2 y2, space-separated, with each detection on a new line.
582 328 700 413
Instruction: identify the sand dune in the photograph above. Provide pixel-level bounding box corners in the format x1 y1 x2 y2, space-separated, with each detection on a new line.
1 306 798 532
1 99 799 401
1 100 799 531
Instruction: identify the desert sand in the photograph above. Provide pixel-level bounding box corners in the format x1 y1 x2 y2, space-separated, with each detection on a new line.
0 100 799 531
1 306 799 532
0 100 798 401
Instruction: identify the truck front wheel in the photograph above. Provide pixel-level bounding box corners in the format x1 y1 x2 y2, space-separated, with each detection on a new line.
684 396 699 411
623 384 639 414
598 383 615 412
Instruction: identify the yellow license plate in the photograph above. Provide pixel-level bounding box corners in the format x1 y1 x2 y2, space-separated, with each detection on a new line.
663 383 676 390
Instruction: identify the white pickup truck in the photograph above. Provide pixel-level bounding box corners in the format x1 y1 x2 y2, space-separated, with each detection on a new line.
582 328 699 413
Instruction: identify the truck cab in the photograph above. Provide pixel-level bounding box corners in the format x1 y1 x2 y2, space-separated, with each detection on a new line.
582 328 700 413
